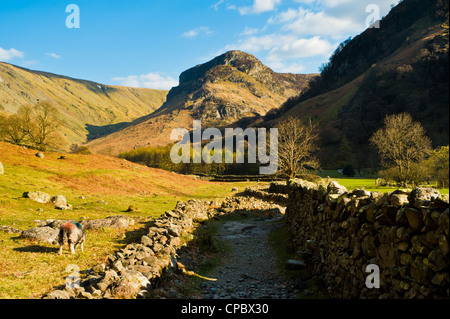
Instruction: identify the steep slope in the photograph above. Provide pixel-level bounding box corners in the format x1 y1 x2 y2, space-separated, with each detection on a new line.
0 62 168 146
267 0 449 168
88 50 317 155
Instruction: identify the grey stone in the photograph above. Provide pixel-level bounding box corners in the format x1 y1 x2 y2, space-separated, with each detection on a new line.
21 226 58 244
23 191 51 204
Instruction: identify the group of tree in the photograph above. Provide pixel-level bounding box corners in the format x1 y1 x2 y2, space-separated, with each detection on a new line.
0 101 66 151
371 112 449 187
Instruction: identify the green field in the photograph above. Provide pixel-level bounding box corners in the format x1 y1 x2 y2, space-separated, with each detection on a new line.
318 170 449 194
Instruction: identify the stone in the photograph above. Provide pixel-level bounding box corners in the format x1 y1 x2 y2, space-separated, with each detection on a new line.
51 195 71 210
35 152 44 159
408 188 440 207
285 259 306 270
21 226 58 244
389 194 409 206
44 290 71 299
81 216 135 230
0 226 22 234
92 264 106 274
0 162 4 174
23 191 51 204
111 270 150 299
404 207 424 231
327 181 348 195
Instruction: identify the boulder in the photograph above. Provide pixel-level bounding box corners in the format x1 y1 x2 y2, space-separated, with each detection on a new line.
51 195 72 210
408 188 440 206
327 181 348 195
111 270 150 299
0 162 4 174
35 152 44 159
21 226 59 244
389 194 409 206
23 191 51 204
81 216 135 230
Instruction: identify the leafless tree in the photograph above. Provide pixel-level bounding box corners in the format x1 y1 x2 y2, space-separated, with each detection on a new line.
370 112 432 184
277 116 320 179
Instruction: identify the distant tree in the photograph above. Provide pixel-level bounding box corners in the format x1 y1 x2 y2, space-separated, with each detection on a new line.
370 113 432 184
27 101 65 151
425 145 449 188
277 116 320 179
0 102 66 151
342 164 356 177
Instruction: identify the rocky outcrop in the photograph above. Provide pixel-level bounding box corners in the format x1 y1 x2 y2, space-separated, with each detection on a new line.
285 179 449 299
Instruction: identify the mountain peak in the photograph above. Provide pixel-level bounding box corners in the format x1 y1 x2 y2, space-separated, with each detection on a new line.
179 50 267 85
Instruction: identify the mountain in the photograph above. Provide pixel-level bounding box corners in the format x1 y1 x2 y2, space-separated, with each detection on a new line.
266 0 449 169
0 62 168 147
87 50 317 155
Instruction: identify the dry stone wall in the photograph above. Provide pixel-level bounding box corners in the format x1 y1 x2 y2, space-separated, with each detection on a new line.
285 179 449 299
44 196 285 299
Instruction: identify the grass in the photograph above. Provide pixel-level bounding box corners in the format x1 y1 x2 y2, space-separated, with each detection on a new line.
318 169 449 194
0 141 266 298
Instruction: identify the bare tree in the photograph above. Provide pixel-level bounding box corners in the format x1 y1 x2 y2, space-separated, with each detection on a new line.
370 113 432 184
27 101 65 151
277 116 320 179
0 102 65 151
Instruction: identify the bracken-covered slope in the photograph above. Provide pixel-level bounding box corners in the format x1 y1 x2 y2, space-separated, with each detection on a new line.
0 62 168 147
87 50 317 155
267 0 449 168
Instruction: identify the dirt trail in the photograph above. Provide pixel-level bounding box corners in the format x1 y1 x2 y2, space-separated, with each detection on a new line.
199 216 300 299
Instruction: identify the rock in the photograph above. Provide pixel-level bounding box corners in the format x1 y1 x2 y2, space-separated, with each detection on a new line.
111 270 150 299
81 216 135 230
408 188 440 207
35 152 44 159
0 162 4 174
21 226 59 244
0 226 22 234
351 189 371 197
327 181 348 195
23 191 51 204
389 194 409 206
92 264 106 274
285 259 306 270
44 290 71 299
404 207 424 231
231 187 238 191
126 205 137 212
51 195 72 210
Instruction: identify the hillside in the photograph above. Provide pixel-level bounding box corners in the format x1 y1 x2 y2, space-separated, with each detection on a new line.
0 62 168 147
87 51 317 155
266 0 449 168
0 140 259 298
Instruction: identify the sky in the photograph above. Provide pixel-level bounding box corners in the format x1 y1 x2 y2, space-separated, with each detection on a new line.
0 0 398 90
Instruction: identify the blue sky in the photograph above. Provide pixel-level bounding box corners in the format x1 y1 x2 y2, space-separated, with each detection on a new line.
0 0 397 90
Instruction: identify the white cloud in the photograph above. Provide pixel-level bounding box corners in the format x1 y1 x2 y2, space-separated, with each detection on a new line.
182 26 213 38
239 0 282 15
46 52 61 59
240 26 260 36
111 73 178 90
0 47 24 62
271 8 360 39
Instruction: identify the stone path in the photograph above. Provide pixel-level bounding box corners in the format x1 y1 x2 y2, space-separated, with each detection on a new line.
200 216 300 299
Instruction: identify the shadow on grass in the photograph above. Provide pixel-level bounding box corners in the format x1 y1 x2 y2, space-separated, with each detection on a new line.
13 245 59 254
